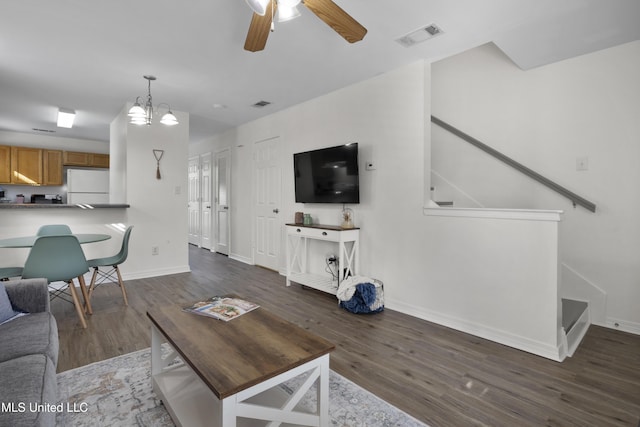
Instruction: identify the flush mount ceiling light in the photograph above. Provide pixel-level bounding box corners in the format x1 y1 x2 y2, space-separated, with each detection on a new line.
56 108 76 128
128 75 178 126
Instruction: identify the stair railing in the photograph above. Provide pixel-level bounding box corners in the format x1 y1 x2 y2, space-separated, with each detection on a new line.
431 116 596 213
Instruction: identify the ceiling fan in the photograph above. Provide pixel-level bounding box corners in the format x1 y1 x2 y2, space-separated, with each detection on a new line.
244 0 367 52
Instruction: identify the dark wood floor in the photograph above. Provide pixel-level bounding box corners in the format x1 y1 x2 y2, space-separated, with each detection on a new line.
53 245 640 426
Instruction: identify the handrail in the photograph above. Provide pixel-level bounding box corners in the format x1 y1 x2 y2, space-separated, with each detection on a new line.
431 116 596 213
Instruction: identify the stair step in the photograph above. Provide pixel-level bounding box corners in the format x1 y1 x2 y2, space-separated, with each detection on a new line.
562 298 588 332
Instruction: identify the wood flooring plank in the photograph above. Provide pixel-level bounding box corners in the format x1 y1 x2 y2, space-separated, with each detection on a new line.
52 246 640 427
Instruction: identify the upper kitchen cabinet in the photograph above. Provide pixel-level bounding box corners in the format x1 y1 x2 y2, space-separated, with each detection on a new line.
10 146 43 185
43 150 63 185
63 151 110 168
0 145 10 183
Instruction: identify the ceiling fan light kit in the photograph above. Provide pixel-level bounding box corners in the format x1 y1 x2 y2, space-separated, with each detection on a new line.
128 75 179 127
277 5 301 22
245 0 271 16
243 0 367 52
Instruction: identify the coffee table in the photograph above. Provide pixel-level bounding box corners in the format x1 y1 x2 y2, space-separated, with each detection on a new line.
147 303 335 427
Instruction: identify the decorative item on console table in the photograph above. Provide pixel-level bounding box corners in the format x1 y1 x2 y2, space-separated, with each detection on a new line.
295 211 304 224
341 207 354 229
303 213 312 225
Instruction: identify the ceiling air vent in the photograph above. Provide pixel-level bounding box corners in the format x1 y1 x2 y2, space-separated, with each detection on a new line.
252 100 272 108
32 128 56 133
396 23 443 48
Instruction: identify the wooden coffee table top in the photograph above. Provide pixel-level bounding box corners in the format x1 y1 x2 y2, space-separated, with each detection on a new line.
147 302 335 399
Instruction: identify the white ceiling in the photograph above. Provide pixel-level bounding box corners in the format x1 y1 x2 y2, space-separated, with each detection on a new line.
1 0 638 144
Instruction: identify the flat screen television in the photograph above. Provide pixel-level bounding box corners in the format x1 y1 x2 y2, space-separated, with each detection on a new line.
294 143 359 204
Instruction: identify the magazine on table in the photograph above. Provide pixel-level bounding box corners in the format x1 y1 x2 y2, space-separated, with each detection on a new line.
182 296 259 321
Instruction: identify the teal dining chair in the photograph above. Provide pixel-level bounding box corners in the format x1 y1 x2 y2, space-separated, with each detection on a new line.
36 224 72 236
88 226 133 306
0 267 23 281
21 235 91 328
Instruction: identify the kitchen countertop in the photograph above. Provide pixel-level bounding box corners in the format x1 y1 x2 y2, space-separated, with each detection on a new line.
0 203 130 209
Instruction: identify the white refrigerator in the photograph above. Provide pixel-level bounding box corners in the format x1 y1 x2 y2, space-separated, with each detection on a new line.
66 169 110 204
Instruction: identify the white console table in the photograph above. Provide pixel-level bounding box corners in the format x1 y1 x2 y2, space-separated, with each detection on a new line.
285 223 360 295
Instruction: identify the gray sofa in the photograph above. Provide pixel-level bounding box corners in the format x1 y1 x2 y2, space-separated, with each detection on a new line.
0 278 59 427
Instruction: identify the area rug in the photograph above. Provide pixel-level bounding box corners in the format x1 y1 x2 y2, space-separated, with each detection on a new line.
56 348 428 427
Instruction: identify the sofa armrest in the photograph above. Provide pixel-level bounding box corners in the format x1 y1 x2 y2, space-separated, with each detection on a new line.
4 278 50 313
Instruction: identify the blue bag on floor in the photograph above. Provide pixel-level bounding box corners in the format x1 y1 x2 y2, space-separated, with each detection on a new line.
337 278 384 314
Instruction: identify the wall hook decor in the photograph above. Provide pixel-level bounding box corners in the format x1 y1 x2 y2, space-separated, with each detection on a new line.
153 149 164 179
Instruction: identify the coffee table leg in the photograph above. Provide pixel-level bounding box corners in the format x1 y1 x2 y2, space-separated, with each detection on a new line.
217 398 237 427
319 354 330 427
151 325 162 377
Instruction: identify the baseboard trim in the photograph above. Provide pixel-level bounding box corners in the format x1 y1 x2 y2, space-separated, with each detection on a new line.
604 317 640 335
122 265 191 281
229 253 254 265
386 298 563 362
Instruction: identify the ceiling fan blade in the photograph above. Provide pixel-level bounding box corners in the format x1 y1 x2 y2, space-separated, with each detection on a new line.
303 0 367 44
244 0 277 52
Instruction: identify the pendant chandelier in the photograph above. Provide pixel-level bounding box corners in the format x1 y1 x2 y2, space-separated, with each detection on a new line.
128 75 178 126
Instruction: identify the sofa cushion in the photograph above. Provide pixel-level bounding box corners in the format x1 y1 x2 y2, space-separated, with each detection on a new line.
3 278 50 314
0 282 21 324
0 354 57 427
0 312 58 366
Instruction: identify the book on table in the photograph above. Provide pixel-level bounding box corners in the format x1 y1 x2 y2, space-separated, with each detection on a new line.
182 296 259 321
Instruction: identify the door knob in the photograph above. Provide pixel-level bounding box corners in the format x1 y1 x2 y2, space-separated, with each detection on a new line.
273 208 279 214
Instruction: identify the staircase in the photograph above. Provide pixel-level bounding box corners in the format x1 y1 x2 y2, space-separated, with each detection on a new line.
431 117 597 360
561 299 590 357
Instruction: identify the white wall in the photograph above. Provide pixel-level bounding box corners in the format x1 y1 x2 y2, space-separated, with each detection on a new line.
431 41 640 333
110 106 191 279
191 62 427 280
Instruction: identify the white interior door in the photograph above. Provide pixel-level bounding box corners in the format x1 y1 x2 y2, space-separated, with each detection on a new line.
187 156 200 246
254 137 281 271
200 152 213 250
215 149 230 255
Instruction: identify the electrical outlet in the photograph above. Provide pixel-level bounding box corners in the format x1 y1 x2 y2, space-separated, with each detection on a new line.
151 246 159 256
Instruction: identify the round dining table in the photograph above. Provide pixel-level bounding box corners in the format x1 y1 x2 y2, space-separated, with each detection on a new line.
0 233 111 248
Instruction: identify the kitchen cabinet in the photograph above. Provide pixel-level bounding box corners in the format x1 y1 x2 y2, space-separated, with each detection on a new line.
0 145 10 183
63 151 109 168
10 146 43 185
43 150 63 185
90 153 109 168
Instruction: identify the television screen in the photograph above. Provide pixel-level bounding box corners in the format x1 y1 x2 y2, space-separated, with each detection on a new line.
294 143 359 204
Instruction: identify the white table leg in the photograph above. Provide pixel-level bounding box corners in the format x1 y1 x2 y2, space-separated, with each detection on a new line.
318 354 330 427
